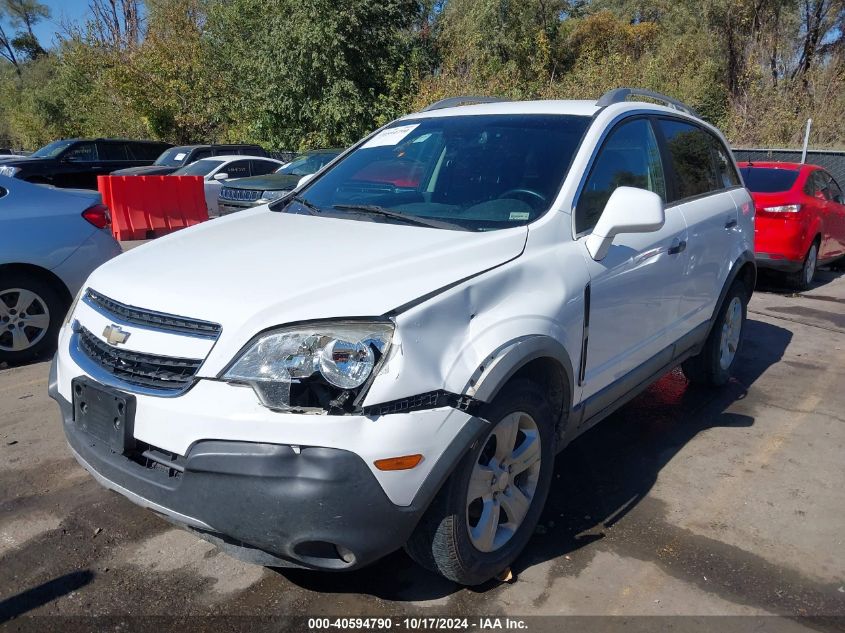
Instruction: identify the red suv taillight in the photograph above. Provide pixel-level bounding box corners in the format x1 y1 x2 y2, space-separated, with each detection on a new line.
82 203 111 229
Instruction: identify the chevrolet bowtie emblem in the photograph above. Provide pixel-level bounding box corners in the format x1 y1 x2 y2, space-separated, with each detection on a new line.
103 324 130 346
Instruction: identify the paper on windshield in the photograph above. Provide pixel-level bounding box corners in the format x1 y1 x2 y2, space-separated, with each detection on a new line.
361 124 420 149
174 152 187 161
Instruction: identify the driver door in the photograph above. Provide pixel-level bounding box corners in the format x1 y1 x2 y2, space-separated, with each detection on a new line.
574 117 688 404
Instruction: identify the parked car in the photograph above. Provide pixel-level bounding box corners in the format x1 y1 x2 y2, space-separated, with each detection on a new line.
50 89 755 585
739 161 845 289
170 155 284 217
217 149 341 216
112 144 269 177
0 139 172 190
0 176 121 364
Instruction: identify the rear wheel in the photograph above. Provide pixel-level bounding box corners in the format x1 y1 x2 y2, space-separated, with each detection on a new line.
405 379 556 585
790 241 818 291
0 273 66 364
682 280 748 386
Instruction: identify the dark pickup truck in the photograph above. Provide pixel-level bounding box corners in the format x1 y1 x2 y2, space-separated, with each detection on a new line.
0 138 172 189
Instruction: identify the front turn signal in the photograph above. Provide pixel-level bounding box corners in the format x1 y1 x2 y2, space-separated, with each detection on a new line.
374 454 424 471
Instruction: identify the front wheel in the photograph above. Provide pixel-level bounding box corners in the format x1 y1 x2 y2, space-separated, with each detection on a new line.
405 379 556 585
682 280 748 386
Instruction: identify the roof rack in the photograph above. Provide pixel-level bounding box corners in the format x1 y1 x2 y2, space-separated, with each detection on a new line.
597 88 699 118
420 96 506 112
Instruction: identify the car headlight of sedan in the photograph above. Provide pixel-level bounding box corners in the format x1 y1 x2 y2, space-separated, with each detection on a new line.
259 189 286 202
222 320 394 413
0 165 20 178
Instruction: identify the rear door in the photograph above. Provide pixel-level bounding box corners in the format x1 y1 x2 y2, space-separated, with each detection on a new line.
656 118 741 336
96 141 130 176
575 117 689 401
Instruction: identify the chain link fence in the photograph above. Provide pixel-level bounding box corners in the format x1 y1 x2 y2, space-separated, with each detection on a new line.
732 148 845 186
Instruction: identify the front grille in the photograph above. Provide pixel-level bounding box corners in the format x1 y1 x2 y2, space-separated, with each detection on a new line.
77 326 202 391
219 187 262 202
86 289 220 339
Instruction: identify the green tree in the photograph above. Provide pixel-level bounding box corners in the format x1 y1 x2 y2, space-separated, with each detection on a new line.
206 0 423 150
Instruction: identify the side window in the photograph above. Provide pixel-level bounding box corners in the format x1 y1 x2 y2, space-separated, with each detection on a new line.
827 174 844 204
807 171 829 200
575 118 666 234
707 135 740 188
251 160 279 176
224 160 250 178
97 142 128 161
191 149 213 162
658 119 721 201
63 142 98 162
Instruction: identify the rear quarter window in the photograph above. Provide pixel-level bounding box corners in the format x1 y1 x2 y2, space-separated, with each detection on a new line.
740 167 800 193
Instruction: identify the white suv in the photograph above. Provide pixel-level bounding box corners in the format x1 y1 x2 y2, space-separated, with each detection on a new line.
49 89 755 585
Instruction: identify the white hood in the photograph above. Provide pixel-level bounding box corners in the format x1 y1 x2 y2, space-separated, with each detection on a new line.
86 208 527 366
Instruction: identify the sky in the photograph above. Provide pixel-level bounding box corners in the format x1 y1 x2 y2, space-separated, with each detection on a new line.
30 0 92 48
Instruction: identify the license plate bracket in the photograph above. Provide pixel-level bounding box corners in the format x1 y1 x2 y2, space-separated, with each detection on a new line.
72 377 136 454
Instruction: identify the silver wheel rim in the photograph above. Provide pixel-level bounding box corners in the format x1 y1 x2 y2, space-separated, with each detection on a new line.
804 244 817 286
719 296 742 370
466 411 542 553
0 288 51 353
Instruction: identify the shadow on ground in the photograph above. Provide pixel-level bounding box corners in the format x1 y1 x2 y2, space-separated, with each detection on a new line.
756 265 844 295
277 319 793 600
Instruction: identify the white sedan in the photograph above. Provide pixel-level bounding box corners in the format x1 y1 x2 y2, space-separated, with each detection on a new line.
171 155 284 217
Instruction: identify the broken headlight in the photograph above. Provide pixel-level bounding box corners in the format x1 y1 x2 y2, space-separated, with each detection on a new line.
222 320 394 413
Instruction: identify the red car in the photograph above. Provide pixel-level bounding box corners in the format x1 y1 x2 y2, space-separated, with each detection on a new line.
738 162 845 289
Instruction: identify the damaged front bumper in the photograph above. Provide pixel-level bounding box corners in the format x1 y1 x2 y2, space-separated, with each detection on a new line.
49 356 488 570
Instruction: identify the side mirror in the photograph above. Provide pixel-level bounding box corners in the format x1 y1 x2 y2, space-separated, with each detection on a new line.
585 187 665 261
213 172 228 181
297 173 315 188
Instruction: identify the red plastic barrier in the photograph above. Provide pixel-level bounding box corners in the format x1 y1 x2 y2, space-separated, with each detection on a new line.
98 175 209 241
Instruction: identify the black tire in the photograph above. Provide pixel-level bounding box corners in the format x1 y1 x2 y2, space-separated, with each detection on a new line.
0 272 67 365
789 240 819 291
682 280 748 386
405 379 557 585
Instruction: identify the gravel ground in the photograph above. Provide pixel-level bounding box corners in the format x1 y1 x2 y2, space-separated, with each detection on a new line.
1 268 843 632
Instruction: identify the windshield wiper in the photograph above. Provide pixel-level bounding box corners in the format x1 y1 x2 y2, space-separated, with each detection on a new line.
289 195 322 215
331 204 468 231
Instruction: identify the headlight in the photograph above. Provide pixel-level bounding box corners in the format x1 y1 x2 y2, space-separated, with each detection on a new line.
222 320 394 412
259 189 286 202
0 165 20 178
64 287 86 326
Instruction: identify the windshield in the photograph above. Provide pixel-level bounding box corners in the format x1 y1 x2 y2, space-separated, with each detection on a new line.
155 147 193 167
740 167 800 193
31 140 75 159
278 152 340 176
284 114 590 231
172 158 224 176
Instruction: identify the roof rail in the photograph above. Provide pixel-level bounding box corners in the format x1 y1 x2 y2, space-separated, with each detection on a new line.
597 88 699 118
421 96 506 112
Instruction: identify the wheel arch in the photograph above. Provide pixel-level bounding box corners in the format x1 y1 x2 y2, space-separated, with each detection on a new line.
0 263 73 306
464 335 574 443
707 251 755 339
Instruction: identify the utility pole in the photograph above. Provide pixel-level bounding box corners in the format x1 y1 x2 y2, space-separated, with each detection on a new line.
801 118 812 164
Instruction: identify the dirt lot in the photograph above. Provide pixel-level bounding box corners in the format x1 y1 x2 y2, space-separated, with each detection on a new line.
1 269 844 632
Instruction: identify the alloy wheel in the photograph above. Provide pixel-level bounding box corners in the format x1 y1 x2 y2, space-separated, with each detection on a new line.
718 296 742 371
466 411 542 553
0 288 51 352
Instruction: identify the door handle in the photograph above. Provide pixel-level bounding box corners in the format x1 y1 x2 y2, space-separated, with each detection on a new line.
725 218 738 229
668 240 687 255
